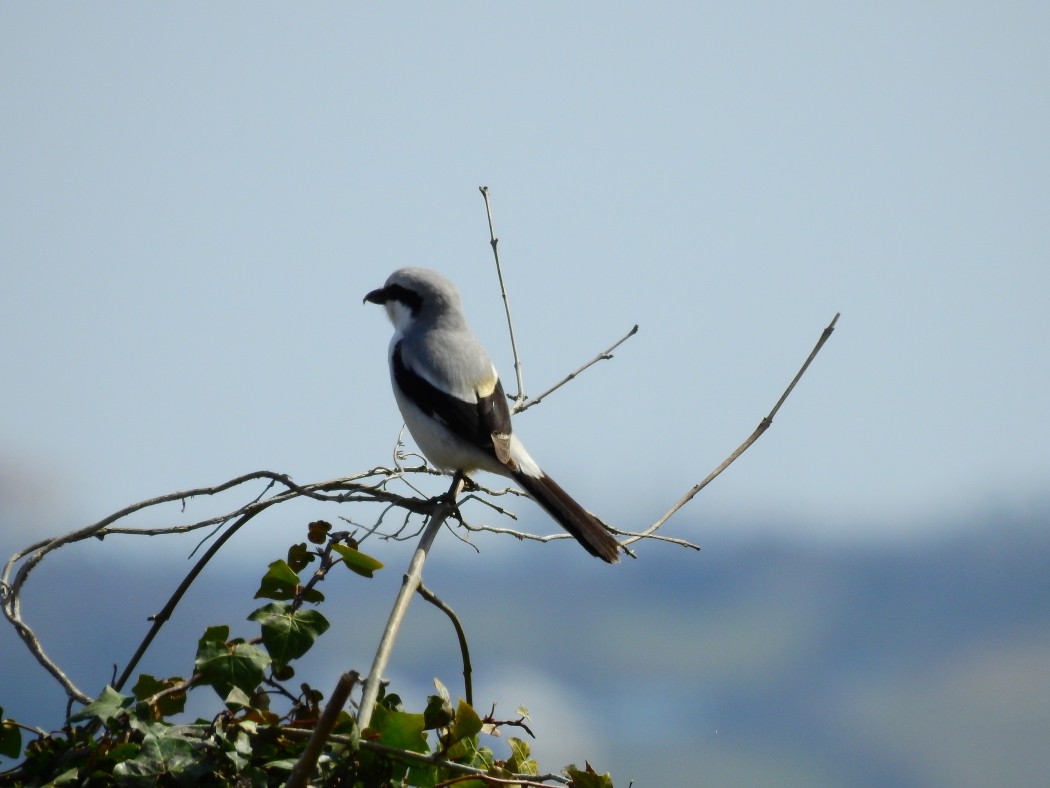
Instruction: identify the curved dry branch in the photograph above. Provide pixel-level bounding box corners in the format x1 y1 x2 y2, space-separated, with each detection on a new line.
627 311 841 543
0 467 441 705
418 582 473 706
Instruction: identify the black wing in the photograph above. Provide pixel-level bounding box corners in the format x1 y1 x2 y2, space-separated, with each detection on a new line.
392 340 512 459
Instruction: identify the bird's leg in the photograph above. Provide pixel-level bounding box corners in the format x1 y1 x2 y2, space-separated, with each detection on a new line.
438 470 467 509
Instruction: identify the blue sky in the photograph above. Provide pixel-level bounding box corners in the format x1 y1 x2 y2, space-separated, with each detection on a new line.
3 3 1047 548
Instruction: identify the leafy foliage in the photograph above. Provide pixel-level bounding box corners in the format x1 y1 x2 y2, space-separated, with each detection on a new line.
0 523 614 786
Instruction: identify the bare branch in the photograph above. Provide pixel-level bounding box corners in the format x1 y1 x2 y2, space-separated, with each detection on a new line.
627 312 841 543
113 503 270 693
357 473 467 732
0 468 440 705
516 324 639 414
418 582 473 705
285 671 359 788
479 186 526 407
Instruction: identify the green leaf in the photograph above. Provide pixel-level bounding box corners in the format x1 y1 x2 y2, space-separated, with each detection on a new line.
369 704 428 755
225 687 253 710
422 694 454 730
330 543 384 578
263 758 299 772
131 674 164 700
441 699 483 760
377 688 404 712
564 762 614 788
194 629 270 701
47 767 81 784
254 560 301 600
248 602 330 667
0 714 21 759
272 663 295 681
507 737 538 775
132 674 187 719
112 731 202 785
69 685 132 726
471 745 495 771
450 699 483 741
287 542 315 572
200 624 231 644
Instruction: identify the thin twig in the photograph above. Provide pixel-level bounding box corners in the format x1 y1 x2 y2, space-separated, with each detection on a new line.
479 186 526 407
418 583 473 705
285 671 359 788
627 312 840 543
0 469 437 705
113 504 272 693
516 324 639 414
357 474 467 732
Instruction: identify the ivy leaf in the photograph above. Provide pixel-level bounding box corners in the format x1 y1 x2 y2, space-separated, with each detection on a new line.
44 767 80 785
507 737 538 775
248 602 330 667
451 699 483 741
443 699 483 760
564 762 614 788
0 708 21 758
331 543 384 578
369 704 428 755
112 731 203 785
254 560 301 600
69 685 132 726
287 542 315 572
224 687 253 710
132 674 165 699
132 674 187 720
433 677 451 704
194 627 270 701
422 694 454 731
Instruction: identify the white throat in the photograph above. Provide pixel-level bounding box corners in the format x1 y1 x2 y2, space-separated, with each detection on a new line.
385 300 417 333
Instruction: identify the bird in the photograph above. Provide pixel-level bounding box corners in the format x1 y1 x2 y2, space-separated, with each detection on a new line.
365 267 620 563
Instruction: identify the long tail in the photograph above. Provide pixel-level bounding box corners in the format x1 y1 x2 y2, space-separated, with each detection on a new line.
513 470 620 563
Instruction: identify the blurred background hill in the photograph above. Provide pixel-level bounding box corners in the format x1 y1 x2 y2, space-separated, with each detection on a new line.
3 497 1047 786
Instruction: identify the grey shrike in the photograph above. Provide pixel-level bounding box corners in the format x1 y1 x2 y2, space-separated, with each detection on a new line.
365 267 621 563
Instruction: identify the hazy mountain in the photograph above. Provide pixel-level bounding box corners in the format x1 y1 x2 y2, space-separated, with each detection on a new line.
3 504 1048 786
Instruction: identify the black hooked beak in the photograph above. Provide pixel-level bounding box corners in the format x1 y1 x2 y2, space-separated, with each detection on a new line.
364 286 389 305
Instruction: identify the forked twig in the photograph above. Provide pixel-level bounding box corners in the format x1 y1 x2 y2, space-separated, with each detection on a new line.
517 324 639 414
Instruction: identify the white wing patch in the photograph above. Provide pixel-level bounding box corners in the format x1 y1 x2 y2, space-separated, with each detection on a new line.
491 431 515 468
